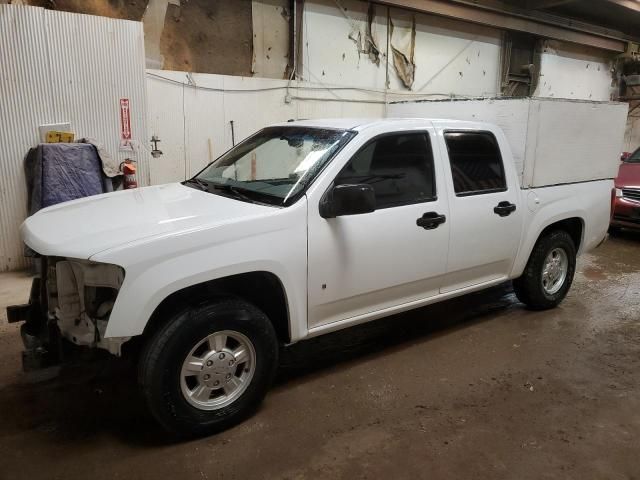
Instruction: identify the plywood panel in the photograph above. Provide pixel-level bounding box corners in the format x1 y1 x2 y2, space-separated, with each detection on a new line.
530 99 628 186
388 97 628 188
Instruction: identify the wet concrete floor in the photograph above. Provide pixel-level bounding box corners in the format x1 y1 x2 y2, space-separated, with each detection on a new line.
0 233 639 479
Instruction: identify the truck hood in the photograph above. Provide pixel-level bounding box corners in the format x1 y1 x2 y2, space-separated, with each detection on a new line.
615 162 640 189
22 183 276 259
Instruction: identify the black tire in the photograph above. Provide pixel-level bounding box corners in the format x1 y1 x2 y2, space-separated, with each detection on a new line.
513 230 576 310
139 298 278 437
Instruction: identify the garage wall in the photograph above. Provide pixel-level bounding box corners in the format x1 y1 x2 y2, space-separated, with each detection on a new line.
301 2 615 102
0 5 149 271
302 0 502 96
625 117 640 152
535 40 614 101
252 0 289 78
146 2 621 185
146 70 386 184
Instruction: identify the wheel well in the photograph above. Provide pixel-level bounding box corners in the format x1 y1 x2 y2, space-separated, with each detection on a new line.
540 217 583 251
142 272 290 344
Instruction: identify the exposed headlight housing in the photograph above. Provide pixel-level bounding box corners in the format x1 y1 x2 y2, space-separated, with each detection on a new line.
48 258 128 355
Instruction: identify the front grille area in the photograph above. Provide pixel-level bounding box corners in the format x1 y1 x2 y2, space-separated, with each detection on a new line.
622 188 640 202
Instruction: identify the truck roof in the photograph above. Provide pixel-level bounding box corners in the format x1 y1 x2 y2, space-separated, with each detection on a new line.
273 117 493 131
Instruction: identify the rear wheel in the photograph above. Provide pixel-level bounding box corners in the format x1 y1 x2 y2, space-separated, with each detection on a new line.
139 298 278 437
513 230 576 310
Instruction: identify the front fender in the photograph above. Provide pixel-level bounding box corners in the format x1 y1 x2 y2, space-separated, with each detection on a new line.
94 201 308 342
105 259 302 339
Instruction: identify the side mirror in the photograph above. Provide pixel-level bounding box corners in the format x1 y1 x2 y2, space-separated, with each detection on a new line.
320 184 376 218
621 152 631 162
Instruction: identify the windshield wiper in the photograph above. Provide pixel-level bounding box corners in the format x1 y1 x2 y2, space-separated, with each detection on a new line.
183 178 209 191
211 183 254 202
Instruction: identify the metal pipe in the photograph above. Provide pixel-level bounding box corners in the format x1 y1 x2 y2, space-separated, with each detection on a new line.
230 120 235 146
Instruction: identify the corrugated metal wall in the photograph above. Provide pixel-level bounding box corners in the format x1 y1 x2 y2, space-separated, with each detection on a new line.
0 5 149 271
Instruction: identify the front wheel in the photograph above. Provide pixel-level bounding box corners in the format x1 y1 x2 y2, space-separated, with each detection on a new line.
139 298 278 437
513 230 576 310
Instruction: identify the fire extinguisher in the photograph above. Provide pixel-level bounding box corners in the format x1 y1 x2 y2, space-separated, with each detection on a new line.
121 158 137 189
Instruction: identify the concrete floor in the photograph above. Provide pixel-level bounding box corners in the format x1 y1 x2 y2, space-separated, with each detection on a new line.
0 234 639 480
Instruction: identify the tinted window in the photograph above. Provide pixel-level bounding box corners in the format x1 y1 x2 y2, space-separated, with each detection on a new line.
335 133 435 209
444 131 506 196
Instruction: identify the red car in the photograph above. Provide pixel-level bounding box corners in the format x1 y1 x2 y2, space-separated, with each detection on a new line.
611 148 640 232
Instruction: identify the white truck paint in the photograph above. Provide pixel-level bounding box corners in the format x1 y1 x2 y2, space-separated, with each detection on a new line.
387 98 628 188
20 118 612 349
15 117 617 434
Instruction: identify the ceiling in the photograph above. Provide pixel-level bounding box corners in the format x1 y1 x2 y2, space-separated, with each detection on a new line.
502 0 640 39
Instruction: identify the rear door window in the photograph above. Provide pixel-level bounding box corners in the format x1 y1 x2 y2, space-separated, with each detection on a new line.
444 131 507 196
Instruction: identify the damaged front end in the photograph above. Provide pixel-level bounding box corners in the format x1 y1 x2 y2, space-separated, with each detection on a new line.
6 257 128 371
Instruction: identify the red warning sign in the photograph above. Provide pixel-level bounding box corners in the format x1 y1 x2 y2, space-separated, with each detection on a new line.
120 98 131 140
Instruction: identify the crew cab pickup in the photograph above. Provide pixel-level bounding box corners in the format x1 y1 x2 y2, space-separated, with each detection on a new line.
10 118 612 436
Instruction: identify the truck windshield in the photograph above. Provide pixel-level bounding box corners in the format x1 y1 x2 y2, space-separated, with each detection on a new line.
190 126 356 206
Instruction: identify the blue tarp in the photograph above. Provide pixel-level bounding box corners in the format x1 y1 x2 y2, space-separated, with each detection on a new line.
25 143 107 215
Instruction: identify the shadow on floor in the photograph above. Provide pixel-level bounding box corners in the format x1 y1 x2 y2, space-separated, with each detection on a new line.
0 282 521 446
277 283 519 383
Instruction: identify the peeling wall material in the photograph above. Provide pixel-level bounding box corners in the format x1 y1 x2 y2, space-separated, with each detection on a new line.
365 3 381 66
303 0 502 96
390 15 416 89
345 2 381 66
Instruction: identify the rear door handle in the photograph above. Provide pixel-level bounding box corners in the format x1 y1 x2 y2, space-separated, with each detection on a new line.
417 212 446 230
494 201 517 217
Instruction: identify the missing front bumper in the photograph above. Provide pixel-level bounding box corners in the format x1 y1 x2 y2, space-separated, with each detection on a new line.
6 276 62 371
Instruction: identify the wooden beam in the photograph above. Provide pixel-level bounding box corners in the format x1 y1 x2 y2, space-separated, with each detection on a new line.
375 0 628 52
603 0 640 13
526 0 577 9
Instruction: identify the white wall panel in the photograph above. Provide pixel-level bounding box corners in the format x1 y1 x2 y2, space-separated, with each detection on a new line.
303 0 389 89
0 5 149 271
387 9 502 96
252 0 289 79
146 70 384 184
534 40 614 101
147 70 186 184
302 0 502 97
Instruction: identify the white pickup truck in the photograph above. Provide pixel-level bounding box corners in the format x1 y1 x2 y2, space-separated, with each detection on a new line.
10 118 613 436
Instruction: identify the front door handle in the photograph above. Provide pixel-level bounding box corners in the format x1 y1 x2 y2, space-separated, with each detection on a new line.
494 201 517 217
417 212 446 230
